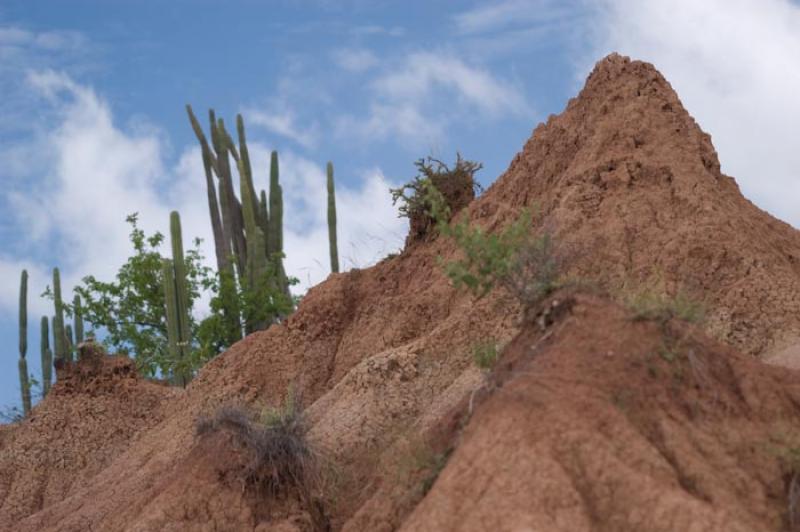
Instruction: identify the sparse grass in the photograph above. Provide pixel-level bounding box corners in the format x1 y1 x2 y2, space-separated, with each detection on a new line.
195 391 330 530
471 339 500 370
623 287 706 324
395 436 453 498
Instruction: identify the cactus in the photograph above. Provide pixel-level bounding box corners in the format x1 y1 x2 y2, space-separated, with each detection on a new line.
162 258 180 378
73 295 84 345
259 189 270 253
211 114 246 276
216 117 247 275
237 156 269 332
18 270 31 416
236 114 260 224
267 151 282 257
52 268 68 365
186 104 228 272
327 162 340 274
186 109 296 337
163 211 193 386
41 316 51 396
65 324 74 358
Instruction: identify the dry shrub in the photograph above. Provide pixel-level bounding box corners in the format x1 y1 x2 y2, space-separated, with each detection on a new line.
499 224 580 316
196 393 329 530
391 155 482 245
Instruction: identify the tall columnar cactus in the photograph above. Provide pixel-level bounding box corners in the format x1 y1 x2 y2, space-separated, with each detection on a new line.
73 295 84 345
237 114 260 225
327 162 340 274
41 316 52 396
65 324 74 358
52 268 67 365
267 150 283 257
162 258 179 378
163 211 192 386
190 107 242 343
259 190 270 250
18 270 31 416
186 108 296 338
186 104 228 273
238 156 269 332
215 117 247 275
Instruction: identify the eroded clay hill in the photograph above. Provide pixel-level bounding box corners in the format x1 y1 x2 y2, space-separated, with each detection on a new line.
403 291 800 532
3 53 800 531
483 53 800 358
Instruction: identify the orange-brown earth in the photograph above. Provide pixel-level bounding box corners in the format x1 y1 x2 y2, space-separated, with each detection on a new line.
3 53 800 531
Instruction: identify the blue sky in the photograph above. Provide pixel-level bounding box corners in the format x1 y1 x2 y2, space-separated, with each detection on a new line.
2 0 799 412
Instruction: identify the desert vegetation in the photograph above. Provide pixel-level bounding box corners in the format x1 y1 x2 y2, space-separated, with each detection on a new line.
196 393 331 531
11 110 342 407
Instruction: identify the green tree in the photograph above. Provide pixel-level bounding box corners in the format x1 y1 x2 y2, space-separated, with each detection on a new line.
45 213 214 378
43 212 297 382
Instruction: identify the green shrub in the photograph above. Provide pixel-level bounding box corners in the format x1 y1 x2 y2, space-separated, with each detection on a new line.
390 155 482 223
394 154 573 314
471 339 500 370
624 288 706 324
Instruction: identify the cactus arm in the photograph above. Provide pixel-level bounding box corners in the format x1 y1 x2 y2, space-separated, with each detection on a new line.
52 268 67 365
216 118 247 275
168 212 193 386
161 258 180 379
73 295 84 345
41 316 51 396
187 105 229 272
18 270 31 415
327 162 340 274
259 190 270 257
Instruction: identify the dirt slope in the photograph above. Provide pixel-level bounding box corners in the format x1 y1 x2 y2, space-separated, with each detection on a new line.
0 355 178 528
402 292 800 531
482 53 800 357
3 53 800 530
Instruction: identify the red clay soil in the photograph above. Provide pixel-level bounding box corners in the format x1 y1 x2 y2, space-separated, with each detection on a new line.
481 53 800 358
402 292 800 532
3 53 800 530
0 355 178 528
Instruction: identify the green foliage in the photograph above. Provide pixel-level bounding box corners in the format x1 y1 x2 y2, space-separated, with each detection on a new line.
195 259 297 364
471 339 500 370
442 211 532 297
390 155 481 222
396 155 569 312
46 213 214 379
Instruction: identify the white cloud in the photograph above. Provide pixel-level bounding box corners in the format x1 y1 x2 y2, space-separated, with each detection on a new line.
333 48 379 72
587 0 800 227
245 108 319 149
373 51 529 117
350 25 405 37
453 0 581 35
0 26 85 50
339 51 531 147
335 102 445 149
0 260 52 319
0 70 405 320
